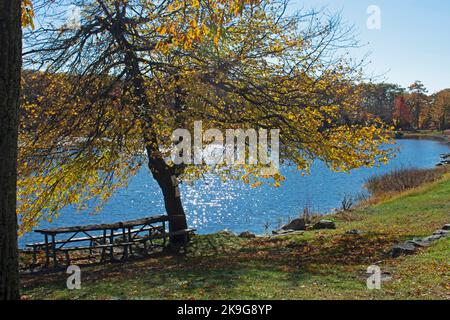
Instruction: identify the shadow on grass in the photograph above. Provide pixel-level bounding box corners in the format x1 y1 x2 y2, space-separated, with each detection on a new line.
21 230 401 299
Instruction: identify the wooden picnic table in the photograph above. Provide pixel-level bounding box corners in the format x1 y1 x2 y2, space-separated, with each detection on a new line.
28 215 195 268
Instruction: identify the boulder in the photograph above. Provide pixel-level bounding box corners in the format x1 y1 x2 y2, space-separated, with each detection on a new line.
218 229 236 237
281 218 307 231
406 239 432 248
381 273 393 282
422 234 444 242
442 224 450 231
433 229 449 237
313 220 336 230
272 229 304 236
273 229 292 235
238 231 256 239
346 229 363 235
391 242 417 258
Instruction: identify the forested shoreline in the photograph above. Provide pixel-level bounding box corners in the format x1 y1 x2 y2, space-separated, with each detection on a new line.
360 81 450 131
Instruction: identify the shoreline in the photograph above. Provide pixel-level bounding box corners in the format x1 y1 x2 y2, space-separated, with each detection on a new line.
397 130 450 145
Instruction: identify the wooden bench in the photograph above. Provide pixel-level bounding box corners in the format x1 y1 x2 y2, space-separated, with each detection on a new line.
27 215 196 268
59 228 196 265
26 225 164 251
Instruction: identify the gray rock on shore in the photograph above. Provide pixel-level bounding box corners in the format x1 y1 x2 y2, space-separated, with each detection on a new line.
406 239 432 247
392 242 417 257
422 234 444 242
238 231 256 239
391 224 450 258
433 229 449 237
218 229 237 237
346 229 363 235
313 220 336 230
272 229 304 236
281 218 307 231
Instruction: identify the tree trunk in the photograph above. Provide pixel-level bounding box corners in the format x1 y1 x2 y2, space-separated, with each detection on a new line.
103 12 189 244
0 0 21 300
146 148 188 244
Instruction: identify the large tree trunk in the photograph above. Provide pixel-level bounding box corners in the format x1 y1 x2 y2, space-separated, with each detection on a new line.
146 148 188 244
0 0 21 300
104 12 189 244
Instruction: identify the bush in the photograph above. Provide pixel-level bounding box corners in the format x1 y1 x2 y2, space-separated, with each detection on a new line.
365 167 446 196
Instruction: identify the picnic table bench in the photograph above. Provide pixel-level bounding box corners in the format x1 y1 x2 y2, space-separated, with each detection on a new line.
26 215 195 268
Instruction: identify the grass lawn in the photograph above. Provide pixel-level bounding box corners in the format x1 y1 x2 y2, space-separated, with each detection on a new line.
20 175 450 300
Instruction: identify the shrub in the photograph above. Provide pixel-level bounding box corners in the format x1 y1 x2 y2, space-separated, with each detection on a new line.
365 167 446 196
340 194 354 211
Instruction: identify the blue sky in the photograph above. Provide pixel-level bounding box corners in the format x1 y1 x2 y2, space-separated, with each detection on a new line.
33 1 449 93
289 0 450 93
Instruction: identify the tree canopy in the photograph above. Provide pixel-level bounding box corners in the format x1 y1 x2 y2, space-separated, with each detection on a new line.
19 0 393 234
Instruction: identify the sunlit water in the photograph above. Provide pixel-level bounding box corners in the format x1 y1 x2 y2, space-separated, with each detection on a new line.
19 139 450 246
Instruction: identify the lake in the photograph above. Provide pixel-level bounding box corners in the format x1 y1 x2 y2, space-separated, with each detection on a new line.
19 139 450 246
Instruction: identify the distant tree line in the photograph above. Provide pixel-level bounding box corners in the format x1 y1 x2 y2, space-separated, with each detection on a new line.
359 81 450 131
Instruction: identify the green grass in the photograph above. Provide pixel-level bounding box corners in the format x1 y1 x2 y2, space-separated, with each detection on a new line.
21 176 450 300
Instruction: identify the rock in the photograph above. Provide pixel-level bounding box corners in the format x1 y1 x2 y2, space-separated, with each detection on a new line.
442 224 450 231
313 220 336 230
433 229 449 237
272 229 304 236
238 231 256 239
380 272 393 282
406 239 432 248
346 229 363 235
281 218 307 231
422 234 444 242
273 229 292 235
218 229 236 237
391 242 417 258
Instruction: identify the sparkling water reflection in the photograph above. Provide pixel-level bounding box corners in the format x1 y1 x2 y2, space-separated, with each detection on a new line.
19 139 450 246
